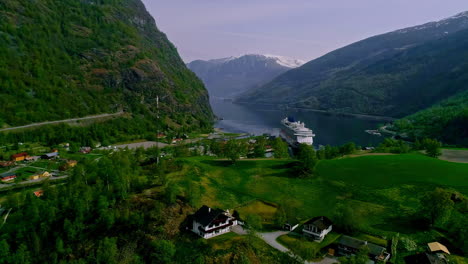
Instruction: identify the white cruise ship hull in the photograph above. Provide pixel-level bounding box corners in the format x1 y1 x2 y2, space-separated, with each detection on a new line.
279 118 315 147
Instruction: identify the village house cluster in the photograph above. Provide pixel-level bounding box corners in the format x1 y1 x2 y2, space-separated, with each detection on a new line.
0 149 77 184
188 205 451 264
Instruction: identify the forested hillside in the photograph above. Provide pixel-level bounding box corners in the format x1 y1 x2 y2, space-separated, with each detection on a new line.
393 90 468 146
237 12 468 118
0 149 297 264
0 0 213 130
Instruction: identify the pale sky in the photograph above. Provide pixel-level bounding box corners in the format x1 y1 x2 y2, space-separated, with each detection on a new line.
141 0 468 63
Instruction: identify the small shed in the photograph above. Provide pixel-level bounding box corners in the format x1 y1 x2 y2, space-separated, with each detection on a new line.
283 220 299 231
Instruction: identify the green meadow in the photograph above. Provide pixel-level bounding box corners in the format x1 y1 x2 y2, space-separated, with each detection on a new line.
170 153 468 260
173 154 468 222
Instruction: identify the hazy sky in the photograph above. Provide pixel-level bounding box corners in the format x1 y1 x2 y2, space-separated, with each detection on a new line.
141 0 468 63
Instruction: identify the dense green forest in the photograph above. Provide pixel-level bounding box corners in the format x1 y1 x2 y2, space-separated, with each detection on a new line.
393 90 468 146
0 0 212 130
0 148 296 264
237 12 468 118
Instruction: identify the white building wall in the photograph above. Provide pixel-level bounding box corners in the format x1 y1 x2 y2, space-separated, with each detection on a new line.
192 218 237 239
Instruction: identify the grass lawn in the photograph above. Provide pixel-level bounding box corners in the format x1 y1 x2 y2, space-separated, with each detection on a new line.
277 232 341 260
30 160 60 171
355 233 387 247
61 152 102 162
14 166 42 181
236 200 279 229
169 154 468 260
206 232 244 250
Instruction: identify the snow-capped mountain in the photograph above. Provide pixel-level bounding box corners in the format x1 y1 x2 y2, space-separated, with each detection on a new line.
263 54 305 68
187 54 305 97
237 10 468 118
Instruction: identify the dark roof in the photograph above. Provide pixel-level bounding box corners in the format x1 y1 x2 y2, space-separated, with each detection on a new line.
338 235 387 256
338 235 367 249
43 152 59 157
368 243 386 256
0 173 16 178
304 216 332 230
193 205 226 227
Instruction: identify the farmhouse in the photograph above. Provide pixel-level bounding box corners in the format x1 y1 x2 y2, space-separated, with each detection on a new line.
34 190 44 197
337 235 390 262
10 152 29 162
80 147 92 154
190 205 238 239
0 173 17 183
0 161 15 168
302 216 333 241
67 160 78 167
25 156 41 162
29 171 51 180
41 152 59 160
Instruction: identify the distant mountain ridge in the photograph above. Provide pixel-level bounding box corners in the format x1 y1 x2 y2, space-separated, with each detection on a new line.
187 54 304 98
236 11 468 118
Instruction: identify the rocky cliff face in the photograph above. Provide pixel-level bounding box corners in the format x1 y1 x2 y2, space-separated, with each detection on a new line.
0 0 213 130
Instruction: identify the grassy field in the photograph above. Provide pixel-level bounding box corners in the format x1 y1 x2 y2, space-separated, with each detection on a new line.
169 154 468 261
236 200 279 228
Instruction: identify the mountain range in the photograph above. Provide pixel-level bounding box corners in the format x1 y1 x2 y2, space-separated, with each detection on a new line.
236 11 468 119
187 54 304 98
0 0 212 131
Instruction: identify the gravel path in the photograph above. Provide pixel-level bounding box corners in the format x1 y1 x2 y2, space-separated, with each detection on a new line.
258 231 290 252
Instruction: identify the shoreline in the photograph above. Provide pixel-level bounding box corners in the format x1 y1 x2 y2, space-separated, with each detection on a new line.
233 101 396 122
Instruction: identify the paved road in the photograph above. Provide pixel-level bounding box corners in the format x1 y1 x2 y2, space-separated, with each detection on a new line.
258 231 339 264
259 231 290 252
0 112 124 132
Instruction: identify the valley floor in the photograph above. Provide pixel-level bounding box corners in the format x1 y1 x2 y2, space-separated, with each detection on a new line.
169 154 468 263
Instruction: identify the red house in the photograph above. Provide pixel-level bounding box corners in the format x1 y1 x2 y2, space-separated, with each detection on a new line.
10 152 29 162
1 173 17 183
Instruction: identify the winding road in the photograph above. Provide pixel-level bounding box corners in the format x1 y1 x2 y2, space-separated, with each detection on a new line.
0 112 124 132
232 226 338 264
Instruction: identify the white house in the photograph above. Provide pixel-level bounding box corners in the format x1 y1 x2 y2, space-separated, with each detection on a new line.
191 205 238 239
302 216 333 242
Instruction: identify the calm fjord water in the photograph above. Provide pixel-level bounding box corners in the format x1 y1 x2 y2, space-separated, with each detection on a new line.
211 98 384 147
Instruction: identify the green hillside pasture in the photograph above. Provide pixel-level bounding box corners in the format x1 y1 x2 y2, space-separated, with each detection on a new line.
171 155 468 237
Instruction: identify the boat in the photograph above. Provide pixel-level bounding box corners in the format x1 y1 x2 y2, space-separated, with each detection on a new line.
280 117 315 147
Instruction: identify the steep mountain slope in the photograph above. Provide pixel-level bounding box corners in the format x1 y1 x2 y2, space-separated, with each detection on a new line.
237 12 468 118
0 0 213 130
187 54 304 98
393 90 468 146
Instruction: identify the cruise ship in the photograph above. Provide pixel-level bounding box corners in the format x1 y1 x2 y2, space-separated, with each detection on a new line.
280 117 315 146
